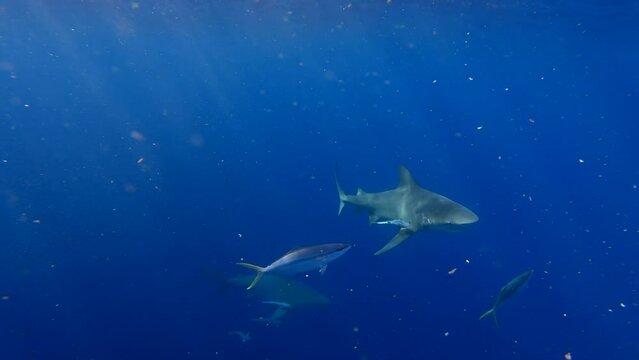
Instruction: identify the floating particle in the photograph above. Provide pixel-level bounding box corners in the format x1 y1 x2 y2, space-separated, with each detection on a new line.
130 130 145 142
131 2 140 9
448 268 457 275
1 295 10 301
476 126 483 130
578 159 584 164
465 259 470 264
32 219 41 224
137 158 144 164
528 118 536 124
123 183 137 193
432 79 437 84
468 76 474 81
504 87 509 91
620 303 626 308
352 326 360 333
564 352 572 360
444 331 449 336
237 233 243 238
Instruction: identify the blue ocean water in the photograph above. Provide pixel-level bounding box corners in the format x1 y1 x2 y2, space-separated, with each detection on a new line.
1 1 638 359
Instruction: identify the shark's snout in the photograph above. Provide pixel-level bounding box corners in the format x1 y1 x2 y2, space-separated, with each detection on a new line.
454 209 479 224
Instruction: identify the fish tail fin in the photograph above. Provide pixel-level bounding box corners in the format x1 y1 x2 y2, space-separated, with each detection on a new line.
335 164 347 215
236 263 266 290
479 308 499 327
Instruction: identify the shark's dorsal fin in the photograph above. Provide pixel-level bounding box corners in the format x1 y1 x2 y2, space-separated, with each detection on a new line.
356 187 365 195
284 247 302 255
398 165 419 188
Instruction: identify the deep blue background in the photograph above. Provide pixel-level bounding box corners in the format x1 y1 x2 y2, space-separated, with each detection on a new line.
1 1 638 359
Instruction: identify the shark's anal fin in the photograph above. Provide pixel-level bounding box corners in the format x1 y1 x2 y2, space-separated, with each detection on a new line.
374 228 414 255
319 264 327 275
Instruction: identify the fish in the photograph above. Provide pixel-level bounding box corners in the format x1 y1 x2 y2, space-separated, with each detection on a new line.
336 165 478 255
252 301 293 326
480 269 534 326
229 330 251 342
237 243 351 290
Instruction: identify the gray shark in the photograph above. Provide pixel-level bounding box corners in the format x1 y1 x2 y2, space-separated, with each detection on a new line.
336 165 478 255
480 269 533 326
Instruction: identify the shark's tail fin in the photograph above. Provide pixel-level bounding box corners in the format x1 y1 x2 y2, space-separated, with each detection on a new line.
335 166 347 215
479 308 499 327
236 263 266 290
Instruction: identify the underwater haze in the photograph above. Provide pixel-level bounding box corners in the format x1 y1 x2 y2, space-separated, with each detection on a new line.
1 0 638 359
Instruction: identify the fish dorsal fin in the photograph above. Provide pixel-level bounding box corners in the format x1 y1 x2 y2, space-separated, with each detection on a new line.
398 165 419 188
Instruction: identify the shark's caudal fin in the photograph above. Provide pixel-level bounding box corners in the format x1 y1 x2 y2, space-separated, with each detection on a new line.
335 167 347 215
374 228 414 255
479 308 499 327
236 263 266 290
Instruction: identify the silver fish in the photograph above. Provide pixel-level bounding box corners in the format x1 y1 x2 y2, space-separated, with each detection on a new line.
237 243 351 290
229 330 251 342
480 269 533 326
252 301 293 326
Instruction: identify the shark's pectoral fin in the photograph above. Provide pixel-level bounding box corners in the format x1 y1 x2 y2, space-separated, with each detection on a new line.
319 264 327 275
374 228 414 255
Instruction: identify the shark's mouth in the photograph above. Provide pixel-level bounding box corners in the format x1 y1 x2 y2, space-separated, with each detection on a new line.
373 219 411 228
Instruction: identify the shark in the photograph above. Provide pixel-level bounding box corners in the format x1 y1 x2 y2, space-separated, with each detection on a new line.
336 165 479 255
214 273 331 307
